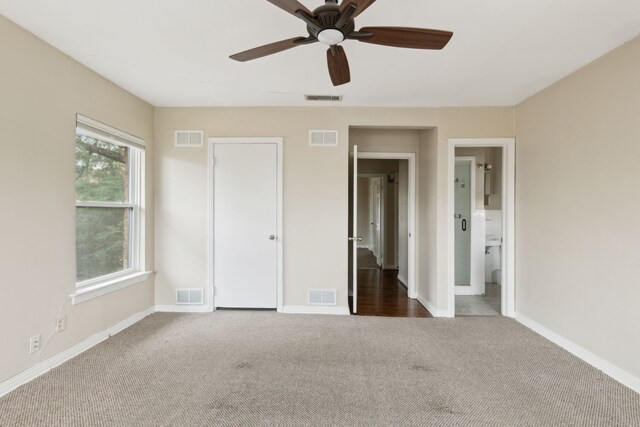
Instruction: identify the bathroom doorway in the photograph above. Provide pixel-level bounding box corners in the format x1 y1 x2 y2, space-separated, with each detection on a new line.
448 138 515 317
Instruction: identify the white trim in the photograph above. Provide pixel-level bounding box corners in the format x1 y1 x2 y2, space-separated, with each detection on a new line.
515 312 640 394
448 138 516 318
357 152 417 299
397 275 408 287
281 305 350 315
0 307 154 399
416 294 448 317
207 137 284 313
352 145 358 313
76 113 145 148
71 271 152 305
154 305 211 313
75 201 135 209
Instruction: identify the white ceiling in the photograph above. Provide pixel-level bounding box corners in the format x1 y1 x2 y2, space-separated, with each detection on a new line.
2 0 639 107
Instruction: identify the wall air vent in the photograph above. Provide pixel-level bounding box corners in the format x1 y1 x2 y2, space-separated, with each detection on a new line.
176 288 204 305
175 130 204 147
308 289 337 306
309 130 339 147
305 95 343 101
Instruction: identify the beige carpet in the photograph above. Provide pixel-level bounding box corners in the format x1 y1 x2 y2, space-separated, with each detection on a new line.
1 311 639 426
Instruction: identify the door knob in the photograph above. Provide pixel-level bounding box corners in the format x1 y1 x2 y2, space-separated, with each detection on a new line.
349 236 363 242
268 234 277 240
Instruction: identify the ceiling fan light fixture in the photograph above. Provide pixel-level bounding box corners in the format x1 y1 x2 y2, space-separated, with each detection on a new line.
317 29 344 45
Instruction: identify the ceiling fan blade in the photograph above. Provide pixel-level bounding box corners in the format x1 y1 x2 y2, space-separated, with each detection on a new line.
358 27 453 50
340 0 376 18
327 46 351 86
266 0 313 17
230 37 309 62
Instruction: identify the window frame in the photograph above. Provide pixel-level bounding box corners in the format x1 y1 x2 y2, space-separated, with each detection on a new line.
72 114 149 304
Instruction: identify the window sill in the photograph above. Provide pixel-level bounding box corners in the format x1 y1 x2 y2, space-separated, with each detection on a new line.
71 271 152 305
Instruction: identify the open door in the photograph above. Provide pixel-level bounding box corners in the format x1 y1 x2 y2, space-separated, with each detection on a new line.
350 145 361 313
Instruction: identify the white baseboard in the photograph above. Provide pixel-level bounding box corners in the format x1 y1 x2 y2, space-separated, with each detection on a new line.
154 305 211 313
397 275 408 287
0 306 154 399
280 305 350 316
417 294 451 318
515 312 640 394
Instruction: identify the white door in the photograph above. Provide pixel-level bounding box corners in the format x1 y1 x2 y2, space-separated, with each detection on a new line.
455 157 483 296
351 145 359 313
213 143 278 308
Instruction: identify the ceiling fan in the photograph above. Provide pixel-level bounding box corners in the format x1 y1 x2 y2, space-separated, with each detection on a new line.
229 0 453 86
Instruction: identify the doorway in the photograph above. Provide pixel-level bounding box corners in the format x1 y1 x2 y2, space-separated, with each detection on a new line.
207 138 283 311
348 151 428 317
448 138 515 317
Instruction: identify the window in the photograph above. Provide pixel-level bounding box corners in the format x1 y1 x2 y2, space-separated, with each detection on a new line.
74 114 147 303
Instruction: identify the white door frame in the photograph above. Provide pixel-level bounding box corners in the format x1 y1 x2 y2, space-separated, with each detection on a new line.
447 138 515 317
357 152 417 299
207 137 284 312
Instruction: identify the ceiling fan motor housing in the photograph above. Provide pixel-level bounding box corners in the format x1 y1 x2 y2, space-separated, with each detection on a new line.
307 1 355 40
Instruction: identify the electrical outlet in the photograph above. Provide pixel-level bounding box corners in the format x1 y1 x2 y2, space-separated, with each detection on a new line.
56 315 66 332
29 335 40 354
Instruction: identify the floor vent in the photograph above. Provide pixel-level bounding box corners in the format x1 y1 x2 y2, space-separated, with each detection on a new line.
305 95 342 101
308 289 337 306
175 130 203 147
309 130 339 147
176 288 204 305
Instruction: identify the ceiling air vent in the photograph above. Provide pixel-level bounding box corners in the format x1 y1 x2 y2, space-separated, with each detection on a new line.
176 288 204 305
305 95 342 101
308 289 337 306
309 130 338 147
175 130 203 147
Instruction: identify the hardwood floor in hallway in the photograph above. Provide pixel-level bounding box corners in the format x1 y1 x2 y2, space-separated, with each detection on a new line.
350 269 432 317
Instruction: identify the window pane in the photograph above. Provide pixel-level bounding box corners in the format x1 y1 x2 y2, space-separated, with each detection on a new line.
76 133 129 202
76 207 131 282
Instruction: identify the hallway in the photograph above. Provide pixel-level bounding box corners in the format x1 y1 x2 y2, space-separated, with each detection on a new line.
350 268 432 317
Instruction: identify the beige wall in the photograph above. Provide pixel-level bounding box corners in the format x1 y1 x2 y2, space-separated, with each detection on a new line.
515 36 640 378
152 111 513 314
0 17 155 383
418 130 439 308
486 147 503 211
